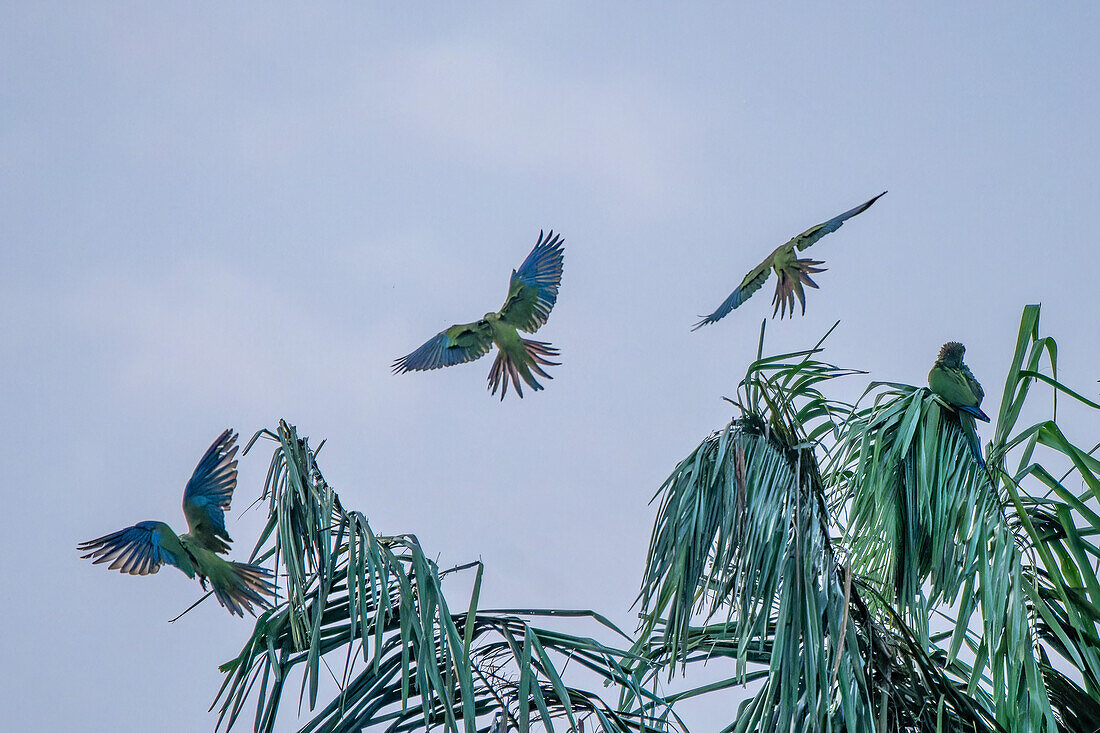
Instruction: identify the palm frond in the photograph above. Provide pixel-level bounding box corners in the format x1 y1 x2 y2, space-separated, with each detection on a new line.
637 325 880 732
637 309 1100 732
209 304 1099 733
214 421 680 732
833 305 1100 731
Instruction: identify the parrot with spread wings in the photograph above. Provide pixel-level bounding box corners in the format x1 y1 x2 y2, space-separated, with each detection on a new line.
393 230 564 400
78 429 276 617
693 192 886 328
928 341 989 467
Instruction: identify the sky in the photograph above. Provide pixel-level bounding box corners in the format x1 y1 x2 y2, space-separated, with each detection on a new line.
2 3 1098 731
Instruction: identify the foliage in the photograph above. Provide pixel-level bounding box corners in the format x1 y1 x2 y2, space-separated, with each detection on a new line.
213 305 1099 732
213 421 681 733
635 306 1100 732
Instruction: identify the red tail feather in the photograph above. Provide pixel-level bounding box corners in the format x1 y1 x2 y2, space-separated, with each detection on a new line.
487 338 560 400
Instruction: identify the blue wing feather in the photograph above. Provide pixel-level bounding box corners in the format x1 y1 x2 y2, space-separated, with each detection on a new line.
513 230 564 312
692 256 773 330
692 288 749 330
393 321 494 373
78 521 187 576
500 230 564 332
957 403 991 422
695 193 884 328
792 191 886 251
182 430 239 552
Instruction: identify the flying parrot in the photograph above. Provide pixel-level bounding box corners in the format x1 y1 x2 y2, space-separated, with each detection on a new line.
693 192 887 328
393 230 564 400
928 341 990 466
78 429 276 617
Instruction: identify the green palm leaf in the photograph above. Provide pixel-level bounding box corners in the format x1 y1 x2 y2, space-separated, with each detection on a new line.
209 305 1098 733
637 308 1099 731
214 421 681 732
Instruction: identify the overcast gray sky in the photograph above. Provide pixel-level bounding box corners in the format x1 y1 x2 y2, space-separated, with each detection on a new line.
2 3 1098 731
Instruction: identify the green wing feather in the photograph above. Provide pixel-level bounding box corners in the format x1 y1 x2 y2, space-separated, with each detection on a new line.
392 320 495 373
733 256 775 304
182 430 239 554
498 230 564 332
694 193 884 327
692 253 774 329
929 365 990 421
498 278 541 331
792 191 887 251
78 521 195 578
960 364 984 403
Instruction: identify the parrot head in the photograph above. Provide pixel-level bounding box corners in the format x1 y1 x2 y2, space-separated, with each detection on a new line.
937 341 966 367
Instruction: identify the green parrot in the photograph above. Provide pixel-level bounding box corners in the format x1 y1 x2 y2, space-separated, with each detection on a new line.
393 230 564 400
693 192 886 327
928 341 989 466
79 430 276 616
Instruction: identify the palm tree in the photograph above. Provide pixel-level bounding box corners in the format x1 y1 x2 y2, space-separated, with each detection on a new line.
213 422 679 733
214 305 1099 732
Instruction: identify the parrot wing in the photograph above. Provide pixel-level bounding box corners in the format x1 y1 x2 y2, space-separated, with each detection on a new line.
692 251 774 329
930 366 991 422
961 363 985 403
792 191 887 252
182 429 239 554
392 320 495 373
498 230 565 333
78 520 192 576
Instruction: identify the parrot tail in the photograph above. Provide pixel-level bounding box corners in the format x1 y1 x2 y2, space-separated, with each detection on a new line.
488 338 560 400
203 557 277 617
957 403 991 423
960 414 986 469
772 258 826 318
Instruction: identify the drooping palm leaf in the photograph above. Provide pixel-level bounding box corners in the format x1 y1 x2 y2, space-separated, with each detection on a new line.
635 325 995 732
635 308 1100 732
832 305 1099 731
214 421 681 732
210 303 1099 733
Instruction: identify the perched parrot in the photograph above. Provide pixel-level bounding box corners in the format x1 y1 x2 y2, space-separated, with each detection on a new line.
928 341 990 466
78 429 276 617
393 230 564 400
693 192 887 328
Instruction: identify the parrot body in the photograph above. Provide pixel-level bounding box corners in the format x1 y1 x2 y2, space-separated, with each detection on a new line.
928 342 989 466
393 230 564 399
79 430 276 617
693 191 886 327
